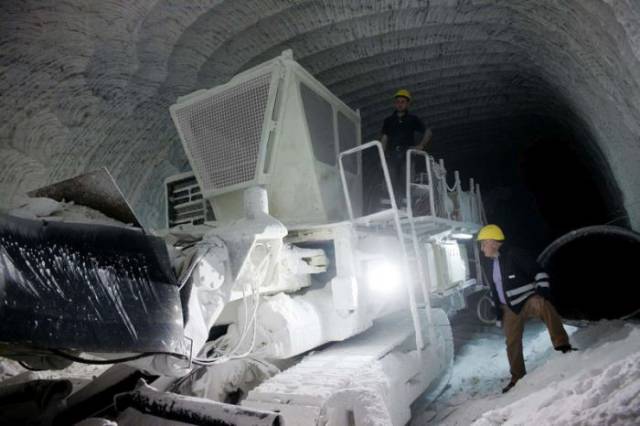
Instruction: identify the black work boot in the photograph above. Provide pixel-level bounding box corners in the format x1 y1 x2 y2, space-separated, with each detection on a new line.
555 344 577 353
502 380 517 393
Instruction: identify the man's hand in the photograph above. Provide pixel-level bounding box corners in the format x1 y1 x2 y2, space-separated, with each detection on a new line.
496 320 502 328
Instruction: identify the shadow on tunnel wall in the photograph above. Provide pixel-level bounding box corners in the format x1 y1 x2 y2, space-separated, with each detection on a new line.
359 110 636 321
425 115 634 320
359 115 620 252
519 131 627 239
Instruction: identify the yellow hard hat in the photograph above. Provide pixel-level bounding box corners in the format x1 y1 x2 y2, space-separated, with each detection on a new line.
477 224 505 241
394 89 411 101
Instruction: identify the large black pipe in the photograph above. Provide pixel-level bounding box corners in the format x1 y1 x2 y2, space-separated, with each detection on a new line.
538 225 640 321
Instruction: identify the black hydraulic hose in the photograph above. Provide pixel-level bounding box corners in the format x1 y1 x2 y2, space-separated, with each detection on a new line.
49 349 176 365
49 349 231 367
18 361 47 371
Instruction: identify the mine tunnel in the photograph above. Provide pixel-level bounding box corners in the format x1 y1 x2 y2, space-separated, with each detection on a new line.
1 1 640 425
1 2 638 322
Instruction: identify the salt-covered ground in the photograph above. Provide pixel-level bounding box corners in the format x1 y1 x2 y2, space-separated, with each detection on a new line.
1 307 638 425
0 358 110 391
412 310 640 425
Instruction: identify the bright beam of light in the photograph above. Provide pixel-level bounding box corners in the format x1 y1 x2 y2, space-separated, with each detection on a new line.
366 260 402 297
451 232 473 240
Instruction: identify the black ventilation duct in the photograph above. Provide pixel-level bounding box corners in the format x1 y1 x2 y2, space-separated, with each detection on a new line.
538 226 640 321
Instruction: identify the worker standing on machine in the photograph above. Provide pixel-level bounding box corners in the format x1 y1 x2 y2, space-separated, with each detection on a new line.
476 224 574 393
380 89 432 205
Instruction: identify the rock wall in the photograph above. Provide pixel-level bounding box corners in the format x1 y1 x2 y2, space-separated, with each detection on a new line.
1 0 639 229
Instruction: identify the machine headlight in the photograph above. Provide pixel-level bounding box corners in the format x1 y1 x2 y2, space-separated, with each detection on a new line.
450 232 473 240
366 260 402 296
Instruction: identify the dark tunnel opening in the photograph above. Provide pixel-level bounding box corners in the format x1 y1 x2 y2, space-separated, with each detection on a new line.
430 116 625 248
429 115 559 253
448 119 634 320
519 130 625 239
442 119 634 321
539 226 640 321
363 106 632 321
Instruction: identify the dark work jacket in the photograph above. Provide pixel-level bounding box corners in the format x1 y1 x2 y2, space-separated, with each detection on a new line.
480 245 551 321
381 111 426 158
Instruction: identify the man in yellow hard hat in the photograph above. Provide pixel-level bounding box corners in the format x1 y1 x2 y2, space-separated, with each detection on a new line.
477 224 574 393
380 89 432 204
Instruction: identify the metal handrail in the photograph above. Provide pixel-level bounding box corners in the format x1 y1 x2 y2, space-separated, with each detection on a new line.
405 149 435 344
476 182 487 224
339 141 425 351
405 153 484 224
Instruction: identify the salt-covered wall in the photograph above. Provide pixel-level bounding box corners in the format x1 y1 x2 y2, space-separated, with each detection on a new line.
1 0 639 229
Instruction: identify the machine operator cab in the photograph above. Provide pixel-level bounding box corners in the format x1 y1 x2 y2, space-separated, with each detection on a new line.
170 49 362 228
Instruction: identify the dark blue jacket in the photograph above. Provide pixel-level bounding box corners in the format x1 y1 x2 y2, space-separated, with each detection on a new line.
480 245 551 321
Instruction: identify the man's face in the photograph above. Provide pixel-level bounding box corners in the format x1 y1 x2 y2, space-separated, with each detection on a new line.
394 96 410 113
480 239 502 258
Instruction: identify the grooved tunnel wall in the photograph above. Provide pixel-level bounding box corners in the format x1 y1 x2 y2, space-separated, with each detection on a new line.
1 1 640 318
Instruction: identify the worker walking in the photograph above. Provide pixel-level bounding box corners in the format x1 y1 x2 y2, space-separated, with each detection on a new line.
380 89 432 205
477 224 574 393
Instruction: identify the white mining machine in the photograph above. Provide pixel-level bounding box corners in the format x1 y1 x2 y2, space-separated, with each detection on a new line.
0 51 485 425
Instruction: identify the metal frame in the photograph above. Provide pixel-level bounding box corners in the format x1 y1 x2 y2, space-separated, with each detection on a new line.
339 141 424 351
293 58 362 177
337 142 488 351
404 152 485 225
403 149 487 335
405 149 435 343
438 159 451 220
476 182 487 224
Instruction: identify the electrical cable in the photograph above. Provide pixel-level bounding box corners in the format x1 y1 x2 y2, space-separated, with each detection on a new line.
177 246 212 290
18 361 47 371
445 181 457 192
191 245 270 365
49 349 188 365
194 262 264 364
50 348 219 368
196 270 257 364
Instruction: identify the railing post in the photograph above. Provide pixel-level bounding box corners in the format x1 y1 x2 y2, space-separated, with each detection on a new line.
476 182 486 224
454 170 462 222
339 142 424 351
439 159 450 219
406 149 414 220
473 238 483 286
406 149 434 345
469 178 476 221
426 156 436 217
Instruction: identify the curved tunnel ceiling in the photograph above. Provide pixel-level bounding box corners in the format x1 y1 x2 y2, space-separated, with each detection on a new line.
1 0 639 231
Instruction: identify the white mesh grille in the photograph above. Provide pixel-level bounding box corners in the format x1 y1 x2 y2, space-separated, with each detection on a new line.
173 72 272 192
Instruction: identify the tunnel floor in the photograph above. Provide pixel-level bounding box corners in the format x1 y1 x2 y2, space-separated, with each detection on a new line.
410 309 568 424
411 309 640 425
